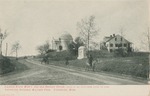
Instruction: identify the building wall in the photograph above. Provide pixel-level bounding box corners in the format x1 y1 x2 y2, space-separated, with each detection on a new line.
106 35 131 52
61 40 70 50
52 39 73 51
52 40 61 51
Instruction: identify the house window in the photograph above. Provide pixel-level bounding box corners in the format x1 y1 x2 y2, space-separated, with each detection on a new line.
124 44 127 47
115 38 117 41
128 43 130 47
110 49 113 52
119 43 122 47
115 44 118 47
110 44 113 47
59 45 63 51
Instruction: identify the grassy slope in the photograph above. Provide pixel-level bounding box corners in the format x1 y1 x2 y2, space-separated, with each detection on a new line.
0 58 29 76
39 54 149 79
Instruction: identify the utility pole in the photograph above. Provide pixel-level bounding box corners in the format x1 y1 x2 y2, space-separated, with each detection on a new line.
5 43 8 56
87 30 89 52
0 28 7 57
148 27 150 83
0 32 3 56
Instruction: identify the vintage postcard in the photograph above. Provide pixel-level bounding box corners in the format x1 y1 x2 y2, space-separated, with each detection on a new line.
0 0 149 96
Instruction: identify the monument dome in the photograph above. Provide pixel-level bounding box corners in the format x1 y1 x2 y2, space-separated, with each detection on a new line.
60 33 73 41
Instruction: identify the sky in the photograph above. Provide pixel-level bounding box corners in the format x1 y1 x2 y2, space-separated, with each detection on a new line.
0 0 149 56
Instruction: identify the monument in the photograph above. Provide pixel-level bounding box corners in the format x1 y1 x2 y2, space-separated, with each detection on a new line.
51 33 73 52
77 46 87 59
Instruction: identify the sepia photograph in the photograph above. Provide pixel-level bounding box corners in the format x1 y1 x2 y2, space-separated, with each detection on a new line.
0 0 149 86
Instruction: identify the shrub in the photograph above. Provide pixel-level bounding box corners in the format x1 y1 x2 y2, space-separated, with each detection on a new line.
130 52 149 57
46 49 56 53
88 50 114 58
47 51 77 61
0 57 15 74
113 48 128 57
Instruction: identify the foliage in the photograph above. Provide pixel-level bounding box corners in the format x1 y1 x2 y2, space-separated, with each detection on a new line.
74 37 84 55
46 49 56 53
129 52 149 57
68 41 77 56
88 50 114 58
0 29 8 40
113 48 128 57
47 50 76 61
74 37 84 47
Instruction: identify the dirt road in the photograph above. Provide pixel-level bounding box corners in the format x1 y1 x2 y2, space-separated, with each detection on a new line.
0 59 147 85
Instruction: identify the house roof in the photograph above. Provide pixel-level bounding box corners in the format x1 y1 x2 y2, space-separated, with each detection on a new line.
105 36 115 42
103 37 113 42
104 34 132 44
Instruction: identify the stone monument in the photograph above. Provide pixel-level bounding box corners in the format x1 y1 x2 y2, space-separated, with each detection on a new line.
77 46 87 59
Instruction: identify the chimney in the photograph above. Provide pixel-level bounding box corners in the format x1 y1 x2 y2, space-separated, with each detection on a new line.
113 34 115 37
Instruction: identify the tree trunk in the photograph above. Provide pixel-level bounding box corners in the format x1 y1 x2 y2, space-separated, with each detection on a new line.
88 32 89 51
148 53 150 84
148 43 150 83
148 28 150 83
16 49 18 59
0 41 2 56
5 43 8 56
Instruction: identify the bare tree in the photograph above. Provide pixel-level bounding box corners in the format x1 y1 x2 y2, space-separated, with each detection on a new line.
145 28 150 51
90 41 99 50
118 27 126 48
11 41 21 59
0 28 8 56
77 15 99 51
37 46 45 55
37 41 50 55
141 28 150 51
119 27 126 37
141 28 150 81
145 28 150 81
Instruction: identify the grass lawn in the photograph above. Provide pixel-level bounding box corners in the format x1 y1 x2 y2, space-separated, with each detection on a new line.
37 54 149 79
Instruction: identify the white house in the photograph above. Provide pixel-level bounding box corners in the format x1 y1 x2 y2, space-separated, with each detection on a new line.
100 34 133 52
